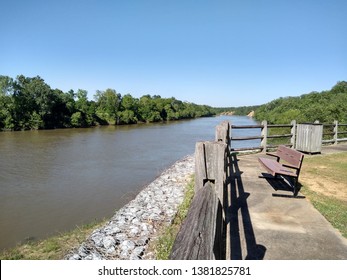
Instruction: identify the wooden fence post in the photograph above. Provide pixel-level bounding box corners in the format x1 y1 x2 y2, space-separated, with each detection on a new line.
215 121 230 145
291 120 296 149
169 181 223 260
195 141 227 203
334 120 338 145
171 139 228 260
261 120 267 153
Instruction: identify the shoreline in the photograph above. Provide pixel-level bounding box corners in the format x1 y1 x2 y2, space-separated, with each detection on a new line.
0 115 217 133
65 154 195 260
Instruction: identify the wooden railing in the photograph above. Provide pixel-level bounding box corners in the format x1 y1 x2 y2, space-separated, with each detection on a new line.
322 121 347 144
170 121 230 260
231 120 347 153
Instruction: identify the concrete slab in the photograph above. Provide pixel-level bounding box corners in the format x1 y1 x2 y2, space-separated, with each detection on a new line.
320 143 347 155
225 145 347 260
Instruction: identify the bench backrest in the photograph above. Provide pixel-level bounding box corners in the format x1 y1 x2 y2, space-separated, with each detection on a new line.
276 145 304 168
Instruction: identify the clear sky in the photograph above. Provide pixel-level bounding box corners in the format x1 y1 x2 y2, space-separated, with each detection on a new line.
1 0 346 107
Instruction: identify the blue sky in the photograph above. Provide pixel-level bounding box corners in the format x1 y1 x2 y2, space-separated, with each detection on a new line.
1 0 346 107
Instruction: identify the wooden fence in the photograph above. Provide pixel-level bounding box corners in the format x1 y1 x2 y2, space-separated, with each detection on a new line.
322 121 347 145
170 121 230 260
230 120 347 153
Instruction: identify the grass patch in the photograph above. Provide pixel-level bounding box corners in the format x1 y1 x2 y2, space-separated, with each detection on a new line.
303 152 347 183
0 219 107 260
154 175 195 260
302 188 347 238
300 151 347 238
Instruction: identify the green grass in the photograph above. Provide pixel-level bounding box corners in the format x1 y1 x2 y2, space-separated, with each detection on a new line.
303 152 347 183
154 175 195 260
0 219 107 260
302 188 347 238
301 151 347 238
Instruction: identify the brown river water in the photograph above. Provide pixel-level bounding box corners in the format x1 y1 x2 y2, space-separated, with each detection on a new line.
0 116 259 250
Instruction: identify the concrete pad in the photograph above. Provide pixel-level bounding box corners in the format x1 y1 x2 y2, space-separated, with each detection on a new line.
225 148 347 260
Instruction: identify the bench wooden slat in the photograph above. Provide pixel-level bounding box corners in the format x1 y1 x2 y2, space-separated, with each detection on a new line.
275 145 303 168
258 157 297 177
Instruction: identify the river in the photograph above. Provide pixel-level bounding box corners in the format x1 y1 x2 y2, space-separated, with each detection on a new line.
0 115 259 250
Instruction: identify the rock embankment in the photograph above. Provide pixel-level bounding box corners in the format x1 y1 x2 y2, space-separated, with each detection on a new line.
65 155 195 260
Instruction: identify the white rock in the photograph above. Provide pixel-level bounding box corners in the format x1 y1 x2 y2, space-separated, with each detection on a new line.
103 236 116 249
121 240 136 251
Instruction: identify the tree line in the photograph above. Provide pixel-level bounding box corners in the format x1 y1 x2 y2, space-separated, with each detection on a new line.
0 75 215 131
254 81 347 124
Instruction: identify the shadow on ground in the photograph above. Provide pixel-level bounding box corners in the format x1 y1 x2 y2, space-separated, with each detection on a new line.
227 153 266 260
260 173 306 199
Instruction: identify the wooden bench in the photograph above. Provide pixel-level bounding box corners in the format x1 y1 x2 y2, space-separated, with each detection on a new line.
258 145 304 196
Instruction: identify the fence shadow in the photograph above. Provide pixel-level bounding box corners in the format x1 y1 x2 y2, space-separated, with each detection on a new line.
227 153 266 260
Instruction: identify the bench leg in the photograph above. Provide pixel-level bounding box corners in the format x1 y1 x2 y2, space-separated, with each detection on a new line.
259 173 304 198
293 178 301 197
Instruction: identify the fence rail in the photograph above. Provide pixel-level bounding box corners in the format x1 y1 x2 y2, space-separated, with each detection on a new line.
230 120 347 153
321 121 347 144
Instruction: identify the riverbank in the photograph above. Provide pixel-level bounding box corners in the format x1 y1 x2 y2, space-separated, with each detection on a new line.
65 155 195 260
0 155 195 260
0 219 108 260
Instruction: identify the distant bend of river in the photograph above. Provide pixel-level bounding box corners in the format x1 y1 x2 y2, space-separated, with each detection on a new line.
0 115 259 250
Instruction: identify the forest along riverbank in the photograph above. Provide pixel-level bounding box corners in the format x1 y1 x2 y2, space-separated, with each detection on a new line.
65 155 194 260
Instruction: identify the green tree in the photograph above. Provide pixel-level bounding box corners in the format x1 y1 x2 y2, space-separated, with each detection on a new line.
49 89 75 128
138 95 163 122
1 74 219 130
118 94 138 124
11 75 68 129
330 81 347 94
118 110 137 124
74 89 96 127
0 76 15 129
12 75 42 129
94 89 121 124
255 81 347 124
75 89 89 113
70 112 84 127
